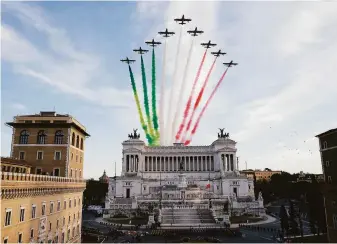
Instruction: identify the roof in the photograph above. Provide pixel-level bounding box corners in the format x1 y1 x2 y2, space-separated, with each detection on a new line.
315 128 337 138
0 157 33 167
5 121 90 137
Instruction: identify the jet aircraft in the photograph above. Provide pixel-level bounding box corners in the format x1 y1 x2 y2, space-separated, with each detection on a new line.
211 49 226 57
201 40 217 49
120 57 135 64
145 39 162 47
174 15 192 25
133 47 149 55
158 28 175 37
223 60 238 67
187 27 204 36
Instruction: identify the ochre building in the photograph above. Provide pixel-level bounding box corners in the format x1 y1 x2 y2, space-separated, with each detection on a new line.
1 111 89 243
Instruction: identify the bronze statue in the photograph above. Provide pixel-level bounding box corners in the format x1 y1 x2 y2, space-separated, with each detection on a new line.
179 161 184 171
128 129 140 139
218 128 230 139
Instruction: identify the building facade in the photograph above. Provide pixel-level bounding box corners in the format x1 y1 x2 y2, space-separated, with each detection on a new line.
316 128 337 243
105 130 264 223
6 111 89 178
1 111 89 243
240 169 281 181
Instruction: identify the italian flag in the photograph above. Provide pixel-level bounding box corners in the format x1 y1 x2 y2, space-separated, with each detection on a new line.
206 180 211 189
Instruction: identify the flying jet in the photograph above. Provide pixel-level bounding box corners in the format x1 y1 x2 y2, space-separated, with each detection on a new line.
211 49 226 57
223 60 238 67
145 39 162 47
201 40 217 49
158 28 175 37
133 47 149 55
187 27 204 36
120 57 135 64
174 14 192 25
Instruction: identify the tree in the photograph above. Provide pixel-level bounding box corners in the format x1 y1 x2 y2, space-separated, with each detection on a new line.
279 204 289 235
288 200 299 236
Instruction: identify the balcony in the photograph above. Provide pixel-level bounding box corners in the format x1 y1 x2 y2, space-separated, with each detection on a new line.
1 172 86 190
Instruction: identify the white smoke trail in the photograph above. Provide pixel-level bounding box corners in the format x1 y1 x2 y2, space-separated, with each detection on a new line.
171 37 195 143
159 40 167 146
165 25 183 145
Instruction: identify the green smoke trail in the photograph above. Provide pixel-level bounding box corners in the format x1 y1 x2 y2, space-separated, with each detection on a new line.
128 65 153 145
140 55 156 142
151 48 160 141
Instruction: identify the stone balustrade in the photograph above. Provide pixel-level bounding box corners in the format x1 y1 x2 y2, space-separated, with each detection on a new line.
1 171 85 183
1 172 86 197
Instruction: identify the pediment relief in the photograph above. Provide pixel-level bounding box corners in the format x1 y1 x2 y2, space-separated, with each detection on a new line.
123 148 142 153
216 147 237 152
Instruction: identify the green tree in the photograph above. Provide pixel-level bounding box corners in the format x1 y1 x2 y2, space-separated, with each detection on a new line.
279 204 289 235
288 200 299 235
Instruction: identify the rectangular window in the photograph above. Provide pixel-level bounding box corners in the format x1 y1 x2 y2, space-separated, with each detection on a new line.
5 209 12 226
20 207 25 222
50 202 54 214
328 176 332 183
74 199 76 207
36 168 42 174
49 222 52 231
54 151 61 160
69 199 72 208
63 217 65 226
326 161 330 167
18 233 22 243
53 168 60 176
62 233 65 243
57 201 61 211
64 200 67 210
19 151 25 160
37 151 43 160
4 237 8 244
42 203 46 216
57 219 59 228
30 229 34 238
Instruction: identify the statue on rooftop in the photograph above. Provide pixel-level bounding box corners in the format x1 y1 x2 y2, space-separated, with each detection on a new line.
218 128 230 139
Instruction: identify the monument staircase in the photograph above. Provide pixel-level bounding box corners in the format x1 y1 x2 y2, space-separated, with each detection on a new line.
161 208 216 226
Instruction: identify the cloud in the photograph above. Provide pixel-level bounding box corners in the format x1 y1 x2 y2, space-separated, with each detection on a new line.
1 2 132 108
135 1 337 172
10 103 26 110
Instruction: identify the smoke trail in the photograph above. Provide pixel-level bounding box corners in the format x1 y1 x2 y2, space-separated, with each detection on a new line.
184 68 229 145
171 38 195 143
151 48 160 141
175 49 207 141
181 56 217 142
128 65 153 145
141 55 155 140
165 26 183 145
159 40 167 146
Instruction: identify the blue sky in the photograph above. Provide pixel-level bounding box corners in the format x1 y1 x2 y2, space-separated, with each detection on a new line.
2 1 337 179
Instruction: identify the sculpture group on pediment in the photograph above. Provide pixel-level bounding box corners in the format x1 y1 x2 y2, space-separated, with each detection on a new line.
128 129 140 139
218 128 230 139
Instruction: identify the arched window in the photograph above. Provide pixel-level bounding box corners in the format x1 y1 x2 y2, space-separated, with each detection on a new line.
54 130 64 144
71 133 75 146
80 138 84 150
19 130 29 144
76 135 79 148
37 130 47 144
323 141 328 149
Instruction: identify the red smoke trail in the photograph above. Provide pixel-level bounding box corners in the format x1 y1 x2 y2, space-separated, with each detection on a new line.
175 49 208 141
184 68 229 146
181 56 217 142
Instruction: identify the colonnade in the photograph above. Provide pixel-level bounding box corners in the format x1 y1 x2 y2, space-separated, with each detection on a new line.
221 154 235 171
144 155 215 172
125 155 139 172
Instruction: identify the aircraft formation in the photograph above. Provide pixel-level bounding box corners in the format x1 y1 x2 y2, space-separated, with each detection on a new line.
120 14 238 146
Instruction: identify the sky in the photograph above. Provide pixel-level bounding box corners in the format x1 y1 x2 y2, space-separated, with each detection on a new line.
1 1 337 179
